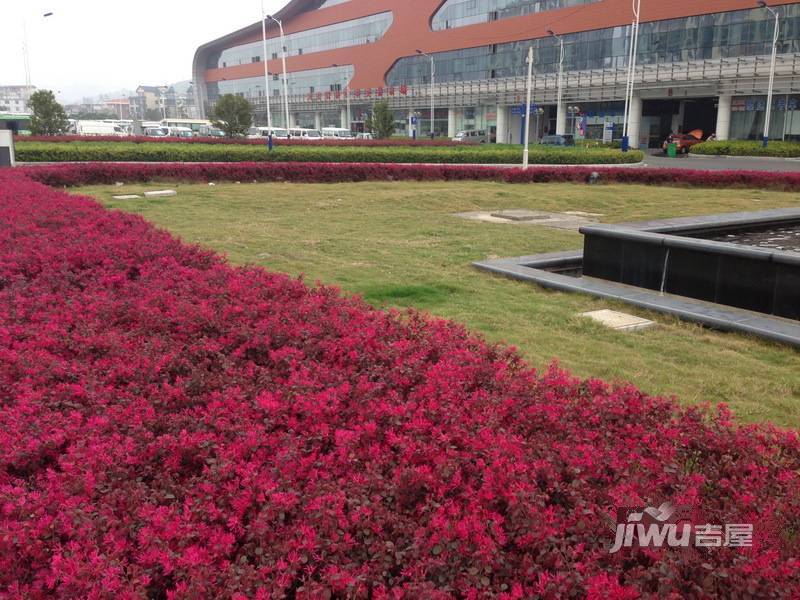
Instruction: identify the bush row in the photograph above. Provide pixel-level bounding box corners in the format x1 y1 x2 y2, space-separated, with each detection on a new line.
18 134 466 147
20 161 800 190
15 141 644 165
692 140 800 157
2 169 799 597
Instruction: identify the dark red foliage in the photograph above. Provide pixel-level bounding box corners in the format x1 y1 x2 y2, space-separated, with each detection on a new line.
17 135 465 147
20 161 800 191
1 169 799 598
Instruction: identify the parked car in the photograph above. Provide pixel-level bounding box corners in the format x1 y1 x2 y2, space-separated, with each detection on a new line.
355 132 373 140
452 130 487 143
143 126 169 137
662 129 704 154
540 134 575 147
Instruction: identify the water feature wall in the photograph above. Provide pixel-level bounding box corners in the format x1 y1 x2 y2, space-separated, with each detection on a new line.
582 221 800 321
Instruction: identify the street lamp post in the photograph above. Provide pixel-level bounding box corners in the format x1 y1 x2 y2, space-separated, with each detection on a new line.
547 30 565 136
758 1 780 148
622 0 642 152
523 46 534 170
416 50 435 137
22 12 54 105
259 0 273 131
267 14 291 130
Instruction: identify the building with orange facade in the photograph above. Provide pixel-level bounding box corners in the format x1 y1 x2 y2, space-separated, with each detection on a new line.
193 0 800 147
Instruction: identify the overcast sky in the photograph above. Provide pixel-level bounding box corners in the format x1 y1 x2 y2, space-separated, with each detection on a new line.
0 0 288 102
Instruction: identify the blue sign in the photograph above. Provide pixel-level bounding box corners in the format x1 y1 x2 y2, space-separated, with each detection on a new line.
410 116 418 125
511 103 538 116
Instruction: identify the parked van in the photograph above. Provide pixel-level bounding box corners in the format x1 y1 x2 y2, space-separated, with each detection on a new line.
289 128 323 140
452 130 488 144
75 120 127 136
143 126 169 137
321 127 354 140
165 126 194 138
247 127 290 139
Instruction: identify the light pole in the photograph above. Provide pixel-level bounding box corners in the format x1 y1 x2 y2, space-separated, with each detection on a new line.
267 14 291 130
416 49 436 137
260 0 273 130
22 12 54 105
332 64 351 130
547 30 565 136
523 46 534 170
758 1 780 148
622 0 642 152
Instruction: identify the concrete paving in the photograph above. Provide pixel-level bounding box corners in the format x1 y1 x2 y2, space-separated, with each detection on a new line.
642 151 800 172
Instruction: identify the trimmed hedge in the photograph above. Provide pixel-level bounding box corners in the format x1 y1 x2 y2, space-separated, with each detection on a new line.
20 161 800 190
17 134 466 147
2 169 799 597
692 140 800 158
15 140 644 165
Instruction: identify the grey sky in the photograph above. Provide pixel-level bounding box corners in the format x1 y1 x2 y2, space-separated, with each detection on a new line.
0 0 288 102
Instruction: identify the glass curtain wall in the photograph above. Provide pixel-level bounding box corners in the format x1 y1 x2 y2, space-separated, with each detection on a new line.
432 0 597 31
210 65 355 103
388 6 800 86
209 12 392 69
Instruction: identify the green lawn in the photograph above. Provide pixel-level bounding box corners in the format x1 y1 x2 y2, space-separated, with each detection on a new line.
78 181 800 428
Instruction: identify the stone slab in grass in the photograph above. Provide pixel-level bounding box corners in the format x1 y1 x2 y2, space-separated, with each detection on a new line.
580 309 656 331
144 190 178 198
454 209 596 231
111 194 142 200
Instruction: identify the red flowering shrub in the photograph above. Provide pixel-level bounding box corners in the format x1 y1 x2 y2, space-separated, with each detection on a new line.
18 135 465 147
20 161 800 191
1 170 799 597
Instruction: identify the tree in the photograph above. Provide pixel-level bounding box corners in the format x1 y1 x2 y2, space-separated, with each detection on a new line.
365 101 396 139
211 94 253 138
29 90 69 135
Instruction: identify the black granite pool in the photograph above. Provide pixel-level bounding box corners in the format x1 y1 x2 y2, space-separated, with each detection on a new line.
705 225 800 253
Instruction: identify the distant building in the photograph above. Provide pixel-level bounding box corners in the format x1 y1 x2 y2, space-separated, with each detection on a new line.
193 0 800 145
0 86 35 115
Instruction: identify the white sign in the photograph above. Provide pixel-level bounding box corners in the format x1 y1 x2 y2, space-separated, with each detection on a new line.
602 122 614 144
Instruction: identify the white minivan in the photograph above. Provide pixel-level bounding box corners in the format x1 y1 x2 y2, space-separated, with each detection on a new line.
452 130 488 144
321 127 354 140
289 128 323 140
247 127 290 139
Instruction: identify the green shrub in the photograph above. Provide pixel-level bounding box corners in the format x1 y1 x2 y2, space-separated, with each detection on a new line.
16 141 643 165
691 140 800 157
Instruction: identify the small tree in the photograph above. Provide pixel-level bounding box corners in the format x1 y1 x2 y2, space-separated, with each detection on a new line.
211 94 253 138
29 90 69 135
365 101 396 139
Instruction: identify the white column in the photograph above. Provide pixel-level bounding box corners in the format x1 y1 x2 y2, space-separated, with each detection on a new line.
314 112 322 131
408 110 416 138
340 107 348 129
555 102 567 135
289 113 297 128
627 96 643 149
447 108 457 138
495 105 508 144
716 95 732 141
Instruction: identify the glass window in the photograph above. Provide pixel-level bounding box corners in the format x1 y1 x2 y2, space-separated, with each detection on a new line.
432 0 599 31
389 6 800 85
215 12 392 69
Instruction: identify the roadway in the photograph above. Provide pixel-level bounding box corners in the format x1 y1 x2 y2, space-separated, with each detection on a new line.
641 151 800 172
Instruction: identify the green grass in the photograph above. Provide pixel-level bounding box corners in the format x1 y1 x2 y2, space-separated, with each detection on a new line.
16 140 643 164
77 181 800 428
